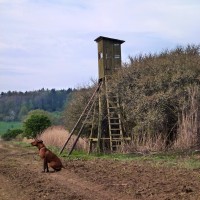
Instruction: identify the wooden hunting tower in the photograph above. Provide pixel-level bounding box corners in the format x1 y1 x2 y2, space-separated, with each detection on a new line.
60 36 128 155
87 36 128 153
94 36 125 80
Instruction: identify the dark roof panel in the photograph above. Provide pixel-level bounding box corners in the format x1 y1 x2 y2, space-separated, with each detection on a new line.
94 36 125 44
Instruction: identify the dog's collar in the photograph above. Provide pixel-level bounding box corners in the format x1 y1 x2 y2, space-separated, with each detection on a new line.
39 146 46 150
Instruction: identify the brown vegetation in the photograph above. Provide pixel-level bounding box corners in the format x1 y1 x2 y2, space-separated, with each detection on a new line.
39 126 88 151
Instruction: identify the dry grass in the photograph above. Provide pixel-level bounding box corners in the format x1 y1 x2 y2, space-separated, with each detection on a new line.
22 137 34 144
174 86 199 150
119 134 167 154
37 126 88 151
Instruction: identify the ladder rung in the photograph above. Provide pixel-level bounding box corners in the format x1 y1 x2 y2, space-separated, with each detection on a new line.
111 140 122 142
110 128 121 130
111 139 122 141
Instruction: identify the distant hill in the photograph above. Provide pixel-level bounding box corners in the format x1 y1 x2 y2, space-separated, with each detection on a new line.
0 88 74 121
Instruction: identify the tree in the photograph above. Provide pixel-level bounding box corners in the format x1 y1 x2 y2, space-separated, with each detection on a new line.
23 113 51 138
0 88 74 121
18 104 29 120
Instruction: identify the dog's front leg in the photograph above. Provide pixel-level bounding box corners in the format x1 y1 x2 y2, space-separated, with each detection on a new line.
43 157 49 173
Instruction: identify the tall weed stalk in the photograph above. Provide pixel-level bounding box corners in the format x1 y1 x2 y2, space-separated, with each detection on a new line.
175 86 199 149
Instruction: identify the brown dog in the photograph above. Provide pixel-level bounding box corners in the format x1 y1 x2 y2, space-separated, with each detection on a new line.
31 139 64 172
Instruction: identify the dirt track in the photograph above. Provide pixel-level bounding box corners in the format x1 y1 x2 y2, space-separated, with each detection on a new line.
1 141 200 200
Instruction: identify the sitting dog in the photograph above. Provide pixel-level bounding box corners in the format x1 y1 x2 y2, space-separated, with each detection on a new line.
31 139 64 172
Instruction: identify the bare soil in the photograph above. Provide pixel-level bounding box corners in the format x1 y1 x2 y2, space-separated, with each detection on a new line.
1 141 200 200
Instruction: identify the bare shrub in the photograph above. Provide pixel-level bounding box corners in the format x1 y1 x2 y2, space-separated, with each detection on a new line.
62 84 97 135
38 126 88 151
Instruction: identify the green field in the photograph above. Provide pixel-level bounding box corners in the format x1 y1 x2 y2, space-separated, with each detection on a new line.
0 121 22 135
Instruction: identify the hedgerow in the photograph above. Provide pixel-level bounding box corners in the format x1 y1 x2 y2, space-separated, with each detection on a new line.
63 45 200 150
111 45 200 148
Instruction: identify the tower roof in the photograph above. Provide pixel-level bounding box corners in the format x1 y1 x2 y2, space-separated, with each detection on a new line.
94 36 125 44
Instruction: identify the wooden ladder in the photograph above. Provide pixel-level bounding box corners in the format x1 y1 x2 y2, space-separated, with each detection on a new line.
105 76 124 152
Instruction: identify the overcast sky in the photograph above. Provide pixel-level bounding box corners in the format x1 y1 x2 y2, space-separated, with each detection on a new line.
0 0 200 92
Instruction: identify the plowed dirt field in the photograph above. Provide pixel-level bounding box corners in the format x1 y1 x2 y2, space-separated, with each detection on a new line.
1 141 200 200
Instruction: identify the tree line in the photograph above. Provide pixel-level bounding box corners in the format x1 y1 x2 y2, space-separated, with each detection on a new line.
0 88 73 121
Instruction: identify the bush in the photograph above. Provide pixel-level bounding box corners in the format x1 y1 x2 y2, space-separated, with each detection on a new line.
1 128 23 141
23 113 52 138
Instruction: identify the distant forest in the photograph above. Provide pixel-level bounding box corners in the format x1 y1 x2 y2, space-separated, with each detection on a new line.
0 88 73 121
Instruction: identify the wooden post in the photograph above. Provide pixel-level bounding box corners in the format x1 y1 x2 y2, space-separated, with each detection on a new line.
97 86 103 153
68 93 97 155
197 104 200 148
